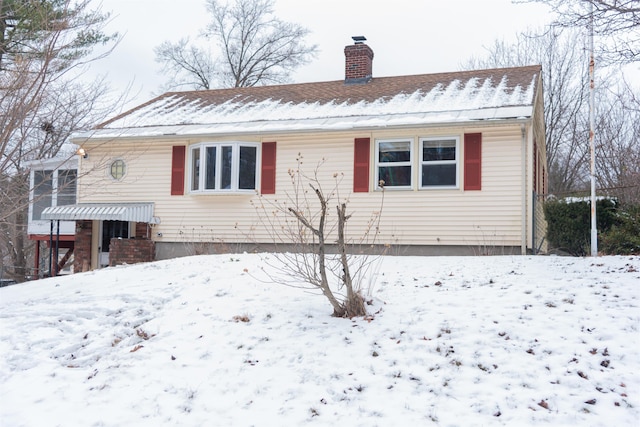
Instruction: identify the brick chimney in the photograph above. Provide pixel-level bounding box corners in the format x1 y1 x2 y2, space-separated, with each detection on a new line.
344 36 373 84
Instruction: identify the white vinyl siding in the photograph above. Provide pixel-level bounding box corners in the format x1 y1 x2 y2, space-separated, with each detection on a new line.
78 125 528 249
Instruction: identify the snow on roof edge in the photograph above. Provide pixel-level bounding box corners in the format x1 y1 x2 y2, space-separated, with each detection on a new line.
73 106 534 141
98 73 538 131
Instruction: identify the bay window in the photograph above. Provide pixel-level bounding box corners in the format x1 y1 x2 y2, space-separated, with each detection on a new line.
189 142 258 193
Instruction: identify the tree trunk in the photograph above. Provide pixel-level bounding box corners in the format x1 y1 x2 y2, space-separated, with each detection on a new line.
336 203 366 318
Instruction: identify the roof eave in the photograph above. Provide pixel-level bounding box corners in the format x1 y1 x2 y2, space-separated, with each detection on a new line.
72 106 534 142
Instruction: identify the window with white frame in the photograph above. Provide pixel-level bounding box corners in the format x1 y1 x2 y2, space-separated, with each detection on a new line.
376 139 412 188
189 142 258 192
420 137 459 188
31 169 77 220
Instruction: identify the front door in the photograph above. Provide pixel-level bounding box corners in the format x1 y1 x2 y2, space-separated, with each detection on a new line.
99 220 130 267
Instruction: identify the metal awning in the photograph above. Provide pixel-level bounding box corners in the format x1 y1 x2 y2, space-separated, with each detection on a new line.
41 203 159 224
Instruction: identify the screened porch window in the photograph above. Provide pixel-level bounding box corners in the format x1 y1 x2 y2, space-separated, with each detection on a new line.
57 170 77 206
31 169 77 220
33 170 53 220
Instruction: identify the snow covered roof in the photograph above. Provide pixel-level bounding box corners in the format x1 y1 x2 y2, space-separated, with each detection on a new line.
24 156 77 171
78 65 541 139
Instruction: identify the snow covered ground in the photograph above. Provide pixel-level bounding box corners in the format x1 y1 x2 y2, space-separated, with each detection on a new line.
1 254 638 427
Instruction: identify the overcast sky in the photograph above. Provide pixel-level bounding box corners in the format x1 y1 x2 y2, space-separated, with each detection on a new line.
86 0 572 110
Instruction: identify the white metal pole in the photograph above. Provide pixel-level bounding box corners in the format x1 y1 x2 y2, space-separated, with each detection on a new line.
589 2 598 257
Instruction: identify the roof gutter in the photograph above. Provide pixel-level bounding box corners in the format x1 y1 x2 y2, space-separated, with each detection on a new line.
72 116 533 144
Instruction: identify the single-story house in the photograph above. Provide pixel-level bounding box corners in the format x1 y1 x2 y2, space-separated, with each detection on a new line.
41 37 548 271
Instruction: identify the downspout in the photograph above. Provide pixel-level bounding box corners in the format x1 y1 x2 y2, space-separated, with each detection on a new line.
521 124 527 255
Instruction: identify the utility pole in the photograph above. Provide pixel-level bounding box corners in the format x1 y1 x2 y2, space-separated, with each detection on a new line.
588 2 598 257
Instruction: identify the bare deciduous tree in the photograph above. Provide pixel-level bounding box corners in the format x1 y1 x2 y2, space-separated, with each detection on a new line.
463 26 640 203
154 38 217 90
463 28 595 193
155 0 317 90
249 156 385 318
515 0 640 63
595 87 640 205
0 0 119 281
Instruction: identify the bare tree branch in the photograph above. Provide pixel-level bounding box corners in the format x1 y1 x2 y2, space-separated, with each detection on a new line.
155 0 317 90
248 155 385 318
154 38 216 90
463 24 640 204
462 28 594 193
514 0 640 63
1 0 120 281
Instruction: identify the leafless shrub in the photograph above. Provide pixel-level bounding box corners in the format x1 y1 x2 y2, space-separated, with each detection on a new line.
251 154 385 318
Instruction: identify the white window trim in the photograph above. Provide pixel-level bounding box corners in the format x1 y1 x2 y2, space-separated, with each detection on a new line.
375 138 413 190
419 136 460 190
188 142 260 194
29 168 77 221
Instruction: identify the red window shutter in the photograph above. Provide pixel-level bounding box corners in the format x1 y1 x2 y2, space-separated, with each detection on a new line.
353 138 370 192
261 142 277 194
464 133 482 191
170 146 186 195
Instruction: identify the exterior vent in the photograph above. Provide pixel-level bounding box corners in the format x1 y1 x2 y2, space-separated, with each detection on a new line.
352 35 366 44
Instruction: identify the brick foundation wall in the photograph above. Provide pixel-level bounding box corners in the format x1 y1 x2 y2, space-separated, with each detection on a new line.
74 220 93 273
135 222 149 238
109 238 155 267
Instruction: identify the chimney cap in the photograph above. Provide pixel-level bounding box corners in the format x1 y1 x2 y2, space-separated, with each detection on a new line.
351 36 366 44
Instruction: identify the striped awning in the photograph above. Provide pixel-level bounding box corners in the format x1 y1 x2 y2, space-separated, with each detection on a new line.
41 203 159 224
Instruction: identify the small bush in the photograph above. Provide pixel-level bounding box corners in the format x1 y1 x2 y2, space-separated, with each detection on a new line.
600 205 640 255
543 198 618 256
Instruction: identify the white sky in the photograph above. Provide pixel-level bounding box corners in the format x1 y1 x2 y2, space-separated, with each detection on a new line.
88 0 555 110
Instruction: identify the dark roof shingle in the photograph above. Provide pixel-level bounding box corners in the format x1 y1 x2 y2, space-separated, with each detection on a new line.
99 65 541 130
